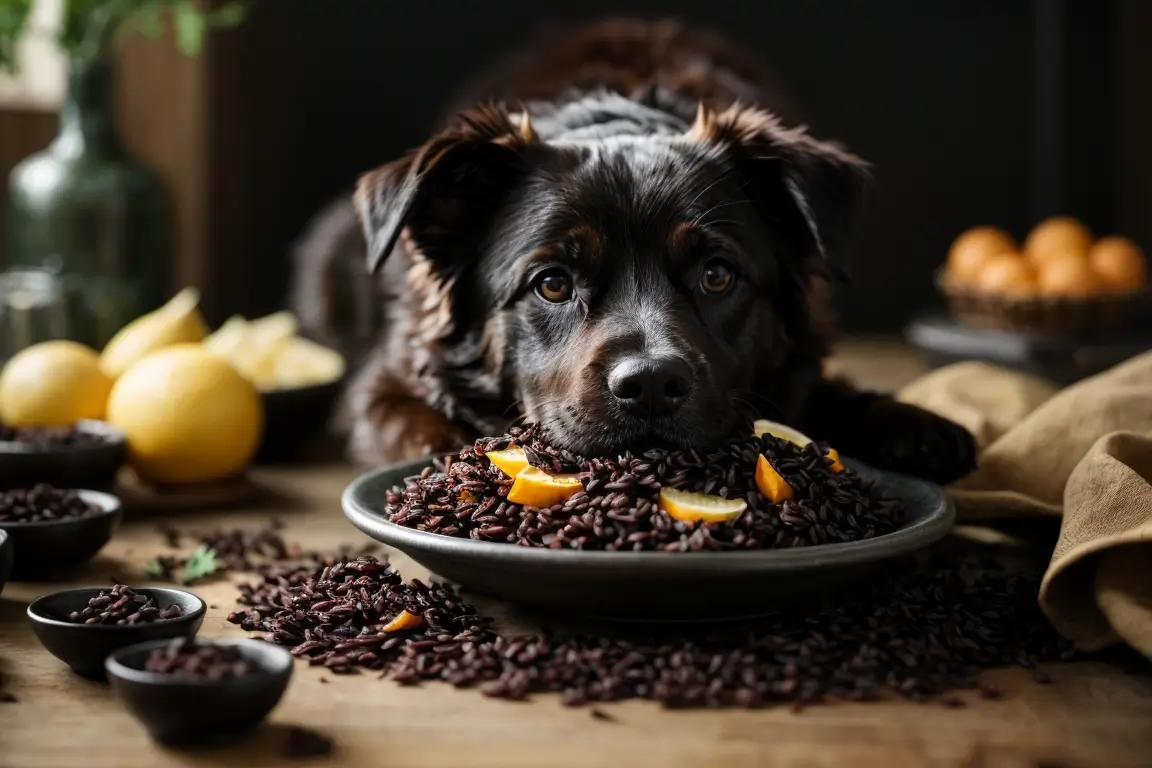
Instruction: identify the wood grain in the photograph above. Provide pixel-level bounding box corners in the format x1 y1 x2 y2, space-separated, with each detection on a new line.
1 342 1151 768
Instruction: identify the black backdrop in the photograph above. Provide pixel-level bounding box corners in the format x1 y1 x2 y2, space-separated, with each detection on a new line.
231 0 1124 332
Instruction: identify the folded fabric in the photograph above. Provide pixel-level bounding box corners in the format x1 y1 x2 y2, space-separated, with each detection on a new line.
897 352 1152 659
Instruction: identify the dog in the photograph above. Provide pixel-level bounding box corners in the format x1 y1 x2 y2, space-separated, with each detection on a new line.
289 18 977 485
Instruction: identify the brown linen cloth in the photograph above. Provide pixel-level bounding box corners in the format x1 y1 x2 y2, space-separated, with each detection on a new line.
894 354 1152 659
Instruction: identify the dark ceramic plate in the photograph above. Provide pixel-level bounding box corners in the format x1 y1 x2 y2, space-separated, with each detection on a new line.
106 638 293 747
342 457 955 621
0 488 123 580
27 586 206 679
0 419 126 492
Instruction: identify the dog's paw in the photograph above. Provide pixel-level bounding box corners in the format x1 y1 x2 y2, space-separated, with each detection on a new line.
852 400 978 485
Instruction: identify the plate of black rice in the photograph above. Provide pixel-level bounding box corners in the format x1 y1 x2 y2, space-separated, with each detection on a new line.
342 425 954 620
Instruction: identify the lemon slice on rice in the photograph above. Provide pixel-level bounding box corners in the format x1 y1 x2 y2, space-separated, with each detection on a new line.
658 488 747 524
752 419 813 447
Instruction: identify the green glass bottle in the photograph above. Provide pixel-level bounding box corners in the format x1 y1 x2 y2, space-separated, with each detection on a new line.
5 55 172 349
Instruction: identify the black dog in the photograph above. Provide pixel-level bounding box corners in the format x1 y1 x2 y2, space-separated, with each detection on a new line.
290 18 977 484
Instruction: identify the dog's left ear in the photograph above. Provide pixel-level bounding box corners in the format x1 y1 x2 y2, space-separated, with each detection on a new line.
687 104 871 280
354 104 540 274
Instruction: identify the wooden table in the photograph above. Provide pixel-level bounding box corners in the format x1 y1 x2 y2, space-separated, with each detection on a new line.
3 341 1152 768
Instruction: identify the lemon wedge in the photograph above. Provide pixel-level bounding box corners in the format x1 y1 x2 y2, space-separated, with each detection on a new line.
486 447 530 478
755 454 795 503
658 488 747 524
99 287 209 379
378 609 425 633
507 466 583 508
752 419 813 447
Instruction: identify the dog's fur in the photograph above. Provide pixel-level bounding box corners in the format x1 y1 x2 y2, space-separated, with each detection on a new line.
290 18 977 484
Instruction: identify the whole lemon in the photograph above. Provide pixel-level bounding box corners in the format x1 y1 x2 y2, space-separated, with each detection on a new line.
0 340 113 427
107 344 264 484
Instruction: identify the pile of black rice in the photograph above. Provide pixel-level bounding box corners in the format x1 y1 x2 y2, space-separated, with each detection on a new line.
386 424 905 551
228 555 1074 709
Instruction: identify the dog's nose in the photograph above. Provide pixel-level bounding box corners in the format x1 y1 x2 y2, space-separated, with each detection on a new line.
608 356 693 417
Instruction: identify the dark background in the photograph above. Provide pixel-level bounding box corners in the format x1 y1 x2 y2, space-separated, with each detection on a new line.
214 0 1142 332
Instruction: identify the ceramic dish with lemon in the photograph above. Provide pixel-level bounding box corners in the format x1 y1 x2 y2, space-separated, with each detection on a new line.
0 288 345 500
343 420 953 620
940 216 1149 333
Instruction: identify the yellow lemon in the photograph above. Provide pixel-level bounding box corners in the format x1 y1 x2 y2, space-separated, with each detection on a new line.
0 340 112 427
658 488 747 524
269 336 345 390
100 287 209 379
485 447 530 478
506 466 583 508
752 419 813 447
106 344 263 484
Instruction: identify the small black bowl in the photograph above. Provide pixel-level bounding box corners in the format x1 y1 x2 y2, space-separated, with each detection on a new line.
0 529 12 596
27 586 205 680
1 488 123 580
106 638 294 747
258 377 344 461
0 420 126 492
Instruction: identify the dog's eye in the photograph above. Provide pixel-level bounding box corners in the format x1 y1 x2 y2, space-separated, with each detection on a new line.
700 259 736 294
534 268 574 303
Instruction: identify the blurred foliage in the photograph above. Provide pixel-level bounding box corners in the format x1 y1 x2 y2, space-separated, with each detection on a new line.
0 0 249 73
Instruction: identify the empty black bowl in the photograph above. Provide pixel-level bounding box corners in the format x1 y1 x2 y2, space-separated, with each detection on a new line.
1 488 123 580
258 377 344 461
0 529 11 596
27 586 205 679
106 638 294 747
0 420 126 492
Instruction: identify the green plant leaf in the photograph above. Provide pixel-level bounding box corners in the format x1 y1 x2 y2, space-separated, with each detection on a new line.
144 558 166 579
134 5 164 40
181 544 220 584
208 2 248 29
0 0 35 74
171 2 205 56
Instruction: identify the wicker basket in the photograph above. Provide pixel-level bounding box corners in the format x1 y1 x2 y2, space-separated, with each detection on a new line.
937 269 1152 334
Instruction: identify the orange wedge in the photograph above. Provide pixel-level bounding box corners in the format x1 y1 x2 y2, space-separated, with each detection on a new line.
658 488 747 524
755 454 794 503
752 419 812 447
826 448 845 473
507 466 583 508
486 447 530 478
379 609 425 632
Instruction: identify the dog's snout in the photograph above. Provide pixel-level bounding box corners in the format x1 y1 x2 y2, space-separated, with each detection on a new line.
608 356 693 417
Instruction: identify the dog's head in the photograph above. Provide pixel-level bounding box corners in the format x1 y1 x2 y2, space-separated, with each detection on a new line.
354 98 868 456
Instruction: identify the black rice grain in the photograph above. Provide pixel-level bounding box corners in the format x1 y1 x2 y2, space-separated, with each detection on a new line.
387 424 905 551
67 583 183 625
227 555 1074 710
0 422 107 449
144 639 256 681
0 484 102 523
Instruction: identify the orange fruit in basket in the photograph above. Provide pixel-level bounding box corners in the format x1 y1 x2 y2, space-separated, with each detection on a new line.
658 488 747 524
1088 236 1147 291
945 226 1017 285
1024 217 1093 267
1036 251 1101 296
974 253 1037 297
506 466 583 508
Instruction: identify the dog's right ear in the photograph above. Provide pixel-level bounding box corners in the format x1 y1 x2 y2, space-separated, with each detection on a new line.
353 104 539 274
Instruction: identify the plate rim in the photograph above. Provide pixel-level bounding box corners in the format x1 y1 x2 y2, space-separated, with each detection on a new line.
342 455 956 572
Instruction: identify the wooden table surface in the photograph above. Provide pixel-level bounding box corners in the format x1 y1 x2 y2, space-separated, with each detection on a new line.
2 340 1152 768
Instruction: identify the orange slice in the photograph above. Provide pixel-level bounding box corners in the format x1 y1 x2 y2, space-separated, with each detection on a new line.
658 488 747 524
379 609 424 632
507 466 583 508
826 448 845 473
486 447 530 478
752 419 812 447
755 454 794 503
